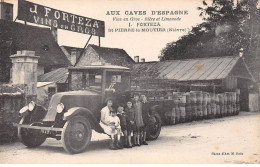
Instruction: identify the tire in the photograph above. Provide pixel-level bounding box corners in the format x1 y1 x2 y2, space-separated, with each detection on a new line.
18 117 47 147
147 112 162 140
61 115 92 154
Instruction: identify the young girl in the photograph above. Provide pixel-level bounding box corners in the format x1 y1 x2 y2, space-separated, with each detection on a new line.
132 94 144 146
125 100 135 148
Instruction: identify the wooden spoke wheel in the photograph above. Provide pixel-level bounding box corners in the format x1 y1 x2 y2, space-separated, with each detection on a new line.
61 116 92 154
147 112 162 140
18 117 47 147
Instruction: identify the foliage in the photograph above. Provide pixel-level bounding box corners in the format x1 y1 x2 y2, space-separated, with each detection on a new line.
160 0 260 79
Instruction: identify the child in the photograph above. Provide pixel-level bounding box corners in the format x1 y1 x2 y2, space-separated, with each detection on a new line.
110 109 123 149
125 100 135 148
140 94 149 145
132 93 144 146
100 98 122 150
116 104 128 148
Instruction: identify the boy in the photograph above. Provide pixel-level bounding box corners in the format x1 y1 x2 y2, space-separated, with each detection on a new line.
125 100 135 148
140 94 149 145
116 104 128 148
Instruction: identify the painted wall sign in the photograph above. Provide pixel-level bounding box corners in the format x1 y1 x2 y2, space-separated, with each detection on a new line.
17 0 105 37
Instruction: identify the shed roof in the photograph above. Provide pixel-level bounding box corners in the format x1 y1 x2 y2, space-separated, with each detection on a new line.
133 56 254 81
37 82 56 88
87 44 135 66
68 65 130 70
38 68 68 83
0 20 71 66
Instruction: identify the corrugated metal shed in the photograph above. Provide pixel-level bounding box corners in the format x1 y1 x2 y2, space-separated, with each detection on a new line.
133 56 253 81
38 68 68 83
39 56 255 84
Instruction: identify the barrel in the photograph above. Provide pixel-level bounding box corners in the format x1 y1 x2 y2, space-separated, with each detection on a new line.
196 91 203 104
173 93 180 124
232 92 237 115
236 89 240 114
231 92 235 115
196 91 203 120
202 92 208 119
218 94 224 117
225 92 232 116
185 93 192 122
215 94 220 117
185 103 192 122
207 93 212 119
165 103 176 125
190 91 197 120
164 99 176 125
223 93 227 116
210 93 216 118
175 104 180 124
190 91 196 104
186 92 191 104
179 93 186 123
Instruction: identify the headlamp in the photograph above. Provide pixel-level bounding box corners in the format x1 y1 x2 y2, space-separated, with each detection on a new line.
56 103 65 113
28 101 36 111
19 105 29 114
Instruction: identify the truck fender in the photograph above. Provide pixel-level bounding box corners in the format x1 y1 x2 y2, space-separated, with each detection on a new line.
63 107 104 133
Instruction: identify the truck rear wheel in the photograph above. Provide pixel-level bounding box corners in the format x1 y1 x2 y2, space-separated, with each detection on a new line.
147 112 162 140
18 117 46 147
62 115 92 154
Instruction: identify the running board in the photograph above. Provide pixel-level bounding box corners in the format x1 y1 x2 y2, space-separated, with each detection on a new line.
13 123 64 132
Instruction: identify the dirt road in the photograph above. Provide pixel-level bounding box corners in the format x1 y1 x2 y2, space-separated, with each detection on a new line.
1 112 260 164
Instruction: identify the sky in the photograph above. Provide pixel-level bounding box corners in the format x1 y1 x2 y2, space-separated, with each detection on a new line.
5 0 258 62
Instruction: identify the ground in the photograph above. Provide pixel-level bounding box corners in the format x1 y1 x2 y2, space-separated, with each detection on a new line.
1 112 260 164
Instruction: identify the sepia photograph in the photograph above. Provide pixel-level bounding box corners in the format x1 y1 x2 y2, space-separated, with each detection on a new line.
0 0 260 164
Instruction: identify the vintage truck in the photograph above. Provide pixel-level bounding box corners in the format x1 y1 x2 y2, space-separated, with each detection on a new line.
14 65 162 154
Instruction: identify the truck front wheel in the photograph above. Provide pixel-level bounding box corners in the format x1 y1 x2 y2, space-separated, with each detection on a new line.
147 112 162 140
18 117 46 147
62 115 92 154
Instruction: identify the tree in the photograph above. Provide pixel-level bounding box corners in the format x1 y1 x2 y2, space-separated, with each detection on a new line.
160 0 260 80
160 0 259 60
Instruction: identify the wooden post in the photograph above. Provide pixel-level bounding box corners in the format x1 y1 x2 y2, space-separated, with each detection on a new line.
101 70 107 103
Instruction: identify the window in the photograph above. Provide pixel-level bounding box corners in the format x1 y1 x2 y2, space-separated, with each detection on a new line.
70 70 102 92
71 71 83 90
111 75 121 83
95 75 102 83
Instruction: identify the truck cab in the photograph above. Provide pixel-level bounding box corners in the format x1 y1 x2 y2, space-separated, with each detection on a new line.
14 65 161 154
